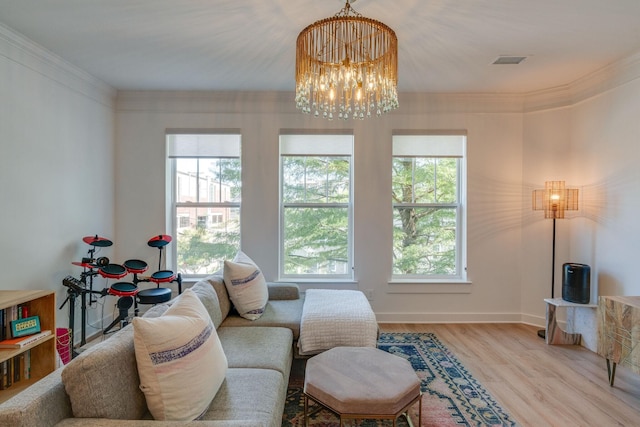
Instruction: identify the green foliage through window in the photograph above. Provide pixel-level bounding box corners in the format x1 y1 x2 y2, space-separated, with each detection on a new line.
171 141 242 275
281 155 351 277
392 157 459 276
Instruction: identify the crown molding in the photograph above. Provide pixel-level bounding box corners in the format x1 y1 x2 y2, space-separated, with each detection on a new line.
570 50 640 104
395 92 524 114
117 89 526 115
116 90 296 113
524 51 640 113
0 23 116 108
522 85 573 113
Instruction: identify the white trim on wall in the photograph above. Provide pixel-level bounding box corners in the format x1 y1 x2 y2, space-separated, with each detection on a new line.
0 22 116 108
376 312 525 324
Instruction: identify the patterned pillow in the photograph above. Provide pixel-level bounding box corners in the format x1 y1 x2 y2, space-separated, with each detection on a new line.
132 289 227 421
223 251 268 320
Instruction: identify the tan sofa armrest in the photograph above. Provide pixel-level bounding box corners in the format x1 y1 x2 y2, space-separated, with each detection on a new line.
266 282 300 300
0 369 72 427
56 419 268 427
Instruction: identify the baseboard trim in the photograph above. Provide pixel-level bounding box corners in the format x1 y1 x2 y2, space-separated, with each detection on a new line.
375 312 534 324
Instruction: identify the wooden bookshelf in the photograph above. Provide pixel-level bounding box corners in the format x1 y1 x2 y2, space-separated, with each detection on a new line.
0 290 56 403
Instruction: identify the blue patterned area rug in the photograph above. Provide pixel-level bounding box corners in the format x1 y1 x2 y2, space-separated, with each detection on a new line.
282 332 518 427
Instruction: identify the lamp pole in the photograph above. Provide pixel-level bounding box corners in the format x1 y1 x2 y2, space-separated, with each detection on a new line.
538 204 558 340
551 217 556 298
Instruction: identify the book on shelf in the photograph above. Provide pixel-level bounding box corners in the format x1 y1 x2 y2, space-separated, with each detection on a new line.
23 349 31 380
0 330 51 349
0 303 31 341
0 309 4 341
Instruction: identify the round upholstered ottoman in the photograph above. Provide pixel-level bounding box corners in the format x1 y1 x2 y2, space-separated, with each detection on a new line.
303 346 422 426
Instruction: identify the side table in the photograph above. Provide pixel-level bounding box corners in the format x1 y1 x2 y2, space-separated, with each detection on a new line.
544 298 597 345
597 296 640 386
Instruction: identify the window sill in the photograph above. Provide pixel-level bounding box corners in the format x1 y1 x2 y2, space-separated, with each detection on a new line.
277 279 359 291
387 280 472 294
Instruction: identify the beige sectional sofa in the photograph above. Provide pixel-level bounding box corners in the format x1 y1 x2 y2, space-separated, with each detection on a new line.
0 275 304 427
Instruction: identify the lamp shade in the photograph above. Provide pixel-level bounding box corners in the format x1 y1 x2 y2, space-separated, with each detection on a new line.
532 181 579 219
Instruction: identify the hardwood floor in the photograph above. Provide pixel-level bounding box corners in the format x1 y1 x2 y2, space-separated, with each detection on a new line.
378 323 640 427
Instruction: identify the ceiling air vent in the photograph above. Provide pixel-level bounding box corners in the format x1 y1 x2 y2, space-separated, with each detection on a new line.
492 56 527 65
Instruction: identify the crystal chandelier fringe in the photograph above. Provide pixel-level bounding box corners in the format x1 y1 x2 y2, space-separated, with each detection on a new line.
295 1 398 120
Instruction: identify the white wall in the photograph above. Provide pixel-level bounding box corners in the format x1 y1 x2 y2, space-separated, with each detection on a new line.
521 107 574 321
4 20 640 338
115 92 525 323
0 25 116 339
569 75 640 298
519 54 640 349
521 54 640 304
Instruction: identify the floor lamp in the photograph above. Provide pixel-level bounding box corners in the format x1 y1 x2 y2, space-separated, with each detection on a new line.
532 181 579 339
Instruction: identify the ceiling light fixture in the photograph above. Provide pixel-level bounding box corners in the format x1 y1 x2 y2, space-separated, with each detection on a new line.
295 0 398 120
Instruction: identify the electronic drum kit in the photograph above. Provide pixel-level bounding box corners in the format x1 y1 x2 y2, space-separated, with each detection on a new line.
61 234 182 350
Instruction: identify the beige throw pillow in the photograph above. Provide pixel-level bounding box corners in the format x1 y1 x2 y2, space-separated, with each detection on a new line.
223 251 268 320
132 289 227 421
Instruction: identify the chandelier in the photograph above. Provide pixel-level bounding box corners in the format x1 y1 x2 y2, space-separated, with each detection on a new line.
295 0 398 120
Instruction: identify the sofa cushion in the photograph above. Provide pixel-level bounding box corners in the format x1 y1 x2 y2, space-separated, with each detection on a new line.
132 289 228 421
61 325 147 420
140 281 223 328
223 252 268 320
205 274 231 321
189 280 224 328
217 326 293 376
140 302 170 318
202 368 286 427
220 296 304 340
0 368 72 427
266 282 300 300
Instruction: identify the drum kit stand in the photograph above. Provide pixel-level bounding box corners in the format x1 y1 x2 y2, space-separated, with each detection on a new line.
60 234 182 356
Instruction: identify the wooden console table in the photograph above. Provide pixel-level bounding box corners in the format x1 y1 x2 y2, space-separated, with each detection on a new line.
544 298 597 345
597 296 640 386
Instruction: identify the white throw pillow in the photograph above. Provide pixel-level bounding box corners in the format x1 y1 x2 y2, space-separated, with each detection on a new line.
223 251 268 320
132 288 227 421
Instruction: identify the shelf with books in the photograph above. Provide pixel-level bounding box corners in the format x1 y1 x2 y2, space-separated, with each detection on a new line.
0 290 56 403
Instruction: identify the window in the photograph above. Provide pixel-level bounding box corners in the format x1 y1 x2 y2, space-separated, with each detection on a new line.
392 133 466 280
167 132 241 277
279 133 353 280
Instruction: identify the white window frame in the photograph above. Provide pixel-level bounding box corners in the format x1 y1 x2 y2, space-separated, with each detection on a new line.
166 130 241 277
391 132 467 282
278 132 354 282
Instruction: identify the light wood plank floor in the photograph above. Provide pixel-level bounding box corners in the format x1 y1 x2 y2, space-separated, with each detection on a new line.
378 323 640 427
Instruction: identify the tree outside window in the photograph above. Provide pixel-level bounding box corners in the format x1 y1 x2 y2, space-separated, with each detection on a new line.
168 133 241 276
279 133 353 280
392 134 466 280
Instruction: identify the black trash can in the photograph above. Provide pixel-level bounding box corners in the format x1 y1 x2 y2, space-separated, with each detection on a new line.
562 263 591 304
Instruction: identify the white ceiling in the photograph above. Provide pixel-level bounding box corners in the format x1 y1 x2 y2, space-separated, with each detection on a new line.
1 0 640 93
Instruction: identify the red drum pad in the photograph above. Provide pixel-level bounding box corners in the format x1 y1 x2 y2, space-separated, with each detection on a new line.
124 259 148 274
150 270 176 284
108 282 138 297
99 264 127 280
